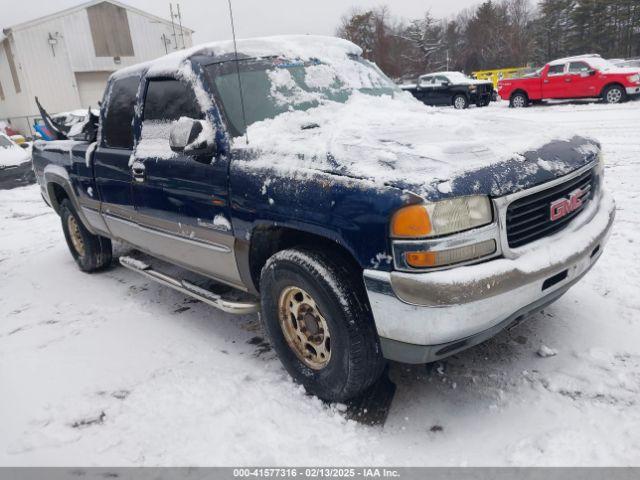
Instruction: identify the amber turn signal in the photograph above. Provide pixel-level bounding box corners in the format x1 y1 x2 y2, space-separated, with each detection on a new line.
390 205 432 238
405 251 437 268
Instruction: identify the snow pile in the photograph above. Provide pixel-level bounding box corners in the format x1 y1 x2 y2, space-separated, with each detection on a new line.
537 345 558 358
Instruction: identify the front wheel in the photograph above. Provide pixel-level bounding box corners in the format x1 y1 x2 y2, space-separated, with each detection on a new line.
260 248 385 402
603 85 626 104
60 199 112 272
453 94 469 109
510 92 528 108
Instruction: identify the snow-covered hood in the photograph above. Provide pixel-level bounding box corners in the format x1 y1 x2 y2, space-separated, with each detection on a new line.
237 93 598 200
0 144 30 169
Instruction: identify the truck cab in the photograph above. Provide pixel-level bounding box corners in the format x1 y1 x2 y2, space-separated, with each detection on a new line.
402 71 493 109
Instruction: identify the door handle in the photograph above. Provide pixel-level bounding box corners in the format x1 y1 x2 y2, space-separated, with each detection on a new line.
543 79 549 83
565 78 572 82
131 160 146 183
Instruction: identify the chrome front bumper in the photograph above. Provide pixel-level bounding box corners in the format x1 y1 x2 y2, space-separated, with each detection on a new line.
364 191 616 364
626 86 640 95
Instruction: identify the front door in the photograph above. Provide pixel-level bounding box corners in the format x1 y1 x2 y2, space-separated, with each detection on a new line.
567 61 598 98
94 74 141 222
432 75 452 105
543 63 570 99
130 76 242 287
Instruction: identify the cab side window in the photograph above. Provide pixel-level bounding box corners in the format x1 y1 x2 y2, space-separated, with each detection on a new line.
419 76 433 87
434 75 449 85
547 64 566 76
102 75 141 149
568 61 590 74
143 79 203 121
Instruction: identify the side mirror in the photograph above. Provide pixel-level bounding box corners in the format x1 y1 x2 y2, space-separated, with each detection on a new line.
589 69 597 76
441 81 450 87
169 117 216 157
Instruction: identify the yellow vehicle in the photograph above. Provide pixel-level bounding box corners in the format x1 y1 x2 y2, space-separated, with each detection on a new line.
472 67 530 89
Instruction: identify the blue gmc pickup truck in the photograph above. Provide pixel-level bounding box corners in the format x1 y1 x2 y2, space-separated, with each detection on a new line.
32 36 615 402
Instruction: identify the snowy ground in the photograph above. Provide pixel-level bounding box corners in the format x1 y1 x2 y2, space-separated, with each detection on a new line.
1 100 639 466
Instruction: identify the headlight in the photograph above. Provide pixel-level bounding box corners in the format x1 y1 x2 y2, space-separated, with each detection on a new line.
391 196 493 238
628 74 640 83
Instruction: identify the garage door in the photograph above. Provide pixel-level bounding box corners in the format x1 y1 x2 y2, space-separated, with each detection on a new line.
75 72 112 109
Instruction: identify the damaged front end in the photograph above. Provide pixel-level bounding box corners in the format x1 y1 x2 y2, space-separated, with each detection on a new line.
35 97 99 142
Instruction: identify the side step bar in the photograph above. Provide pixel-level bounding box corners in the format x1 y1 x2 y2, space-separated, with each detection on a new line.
119 256 260 315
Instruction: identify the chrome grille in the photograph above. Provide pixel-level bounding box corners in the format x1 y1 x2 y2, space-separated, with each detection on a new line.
506 168 595 248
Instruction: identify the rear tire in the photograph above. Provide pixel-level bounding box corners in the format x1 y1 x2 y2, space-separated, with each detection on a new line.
453 94 469 109
259 248 385 402
510 92 528 108
60 199 112 272
602 84 626 104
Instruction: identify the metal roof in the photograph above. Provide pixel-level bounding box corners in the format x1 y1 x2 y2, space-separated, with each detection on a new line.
2 0 194 35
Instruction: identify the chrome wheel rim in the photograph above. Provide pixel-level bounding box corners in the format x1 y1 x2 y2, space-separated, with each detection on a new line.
67 216 85 257
607 88 622 103
513 95 526 107
278 286 331 370
454 96 466 109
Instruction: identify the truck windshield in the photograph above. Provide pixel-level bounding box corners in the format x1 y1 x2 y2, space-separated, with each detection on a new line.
205 56 399 137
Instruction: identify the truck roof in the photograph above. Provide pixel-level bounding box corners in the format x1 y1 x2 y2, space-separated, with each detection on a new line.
110 35 362 81
548 54 602 66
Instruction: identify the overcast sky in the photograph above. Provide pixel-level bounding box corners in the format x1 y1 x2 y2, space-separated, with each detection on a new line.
1 0 483 42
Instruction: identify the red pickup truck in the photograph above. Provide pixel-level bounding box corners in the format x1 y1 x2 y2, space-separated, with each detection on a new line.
499 55 640 107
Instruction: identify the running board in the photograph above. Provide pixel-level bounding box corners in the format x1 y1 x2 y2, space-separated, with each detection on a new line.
119 256 259 315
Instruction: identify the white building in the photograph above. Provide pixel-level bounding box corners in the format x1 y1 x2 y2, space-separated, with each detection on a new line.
0 0 193 135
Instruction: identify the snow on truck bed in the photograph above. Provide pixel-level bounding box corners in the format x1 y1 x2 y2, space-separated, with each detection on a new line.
1 100 640 466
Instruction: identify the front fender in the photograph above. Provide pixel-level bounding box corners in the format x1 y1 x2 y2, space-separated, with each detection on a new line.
229 164 414 271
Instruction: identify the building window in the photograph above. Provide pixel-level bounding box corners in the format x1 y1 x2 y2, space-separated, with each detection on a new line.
3 41 21 93
87 2 135 57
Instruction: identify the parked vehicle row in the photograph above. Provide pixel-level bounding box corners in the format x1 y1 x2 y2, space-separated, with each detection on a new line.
402 54 640 110
32 36 615 402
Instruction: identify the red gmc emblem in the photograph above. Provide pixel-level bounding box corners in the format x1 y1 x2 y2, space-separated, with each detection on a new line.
550 188 585 221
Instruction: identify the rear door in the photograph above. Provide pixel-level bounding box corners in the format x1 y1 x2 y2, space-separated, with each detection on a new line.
415 76 433 104
94 74 141 222
432 75 453 105
131 76 242 287
542 63 570 98
567 61 598 98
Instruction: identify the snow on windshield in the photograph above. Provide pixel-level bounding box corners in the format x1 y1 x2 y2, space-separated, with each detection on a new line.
234 91 591 199
208 57 399 136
